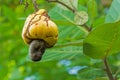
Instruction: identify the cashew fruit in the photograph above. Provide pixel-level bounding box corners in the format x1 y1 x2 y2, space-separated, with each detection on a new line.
22 9 58 48
22 9 58 61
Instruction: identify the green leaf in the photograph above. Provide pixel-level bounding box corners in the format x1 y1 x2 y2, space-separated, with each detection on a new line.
49 6 74 22
58 0 78 11
87 0 98 23
93 16 105 28
83 21 120 59
41 46 82 62
78 0 88 6
94 77 108 80
74 11 88 25
77 67 105 80
2 5 16 22
106 0 120 22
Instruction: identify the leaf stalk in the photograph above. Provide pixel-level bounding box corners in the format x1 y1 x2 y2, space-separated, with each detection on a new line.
103 57 116 80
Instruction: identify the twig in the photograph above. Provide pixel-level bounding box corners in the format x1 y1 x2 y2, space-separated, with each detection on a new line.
81 24 92 32
46 0 75 13
103 57 115 80
19 0 29 11
32 0 39 11
24 0 29 12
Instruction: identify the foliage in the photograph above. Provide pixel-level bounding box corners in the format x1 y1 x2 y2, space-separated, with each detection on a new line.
84 21 120 59
0 0 120 80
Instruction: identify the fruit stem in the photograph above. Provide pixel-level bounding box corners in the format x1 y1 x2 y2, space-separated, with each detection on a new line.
32 0 39 11
103 57 116 80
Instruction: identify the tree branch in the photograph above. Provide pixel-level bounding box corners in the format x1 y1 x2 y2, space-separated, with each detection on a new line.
81 24 92 32
103 57 115 80
24 0 29 12
46 0 75 13
32 0 39 11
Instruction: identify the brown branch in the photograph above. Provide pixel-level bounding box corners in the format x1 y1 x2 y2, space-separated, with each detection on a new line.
46 0 75 13
103 57 115 80
24 0 29 12
32 0 39 11
81 24 92 32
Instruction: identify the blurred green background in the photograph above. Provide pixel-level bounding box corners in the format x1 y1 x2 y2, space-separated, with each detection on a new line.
0 0 120 80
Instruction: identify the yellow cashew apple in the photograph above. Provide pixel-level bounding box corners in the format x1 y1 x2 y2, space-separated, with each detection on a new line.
22 9 58 48
22 9 58 61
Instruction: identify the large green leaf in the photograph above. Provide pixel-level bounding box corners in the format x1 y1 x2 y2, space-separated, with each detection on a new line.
83 21 120 59
78 67 105 80
106 0 120 22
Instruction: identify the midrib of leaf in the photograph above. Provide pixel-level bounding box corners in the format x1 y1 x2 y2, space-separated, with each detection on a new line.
54 40 83 48
46 50 81 53
55 10 75 25
41 50 80 62
105 28 119 56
